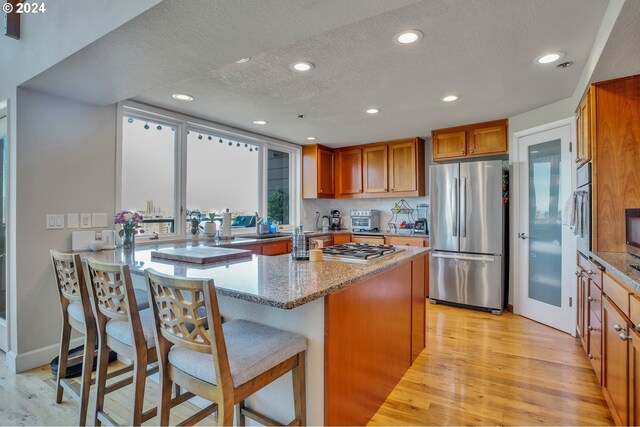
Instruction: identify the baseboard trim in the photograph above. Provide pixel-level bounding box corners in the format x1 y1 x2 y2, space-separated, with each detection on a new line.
6 337 84 373
506 304 514 313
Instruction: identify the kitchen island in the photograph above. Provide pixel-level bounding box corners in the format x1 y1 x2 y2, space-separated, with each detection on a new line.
84 241 429 425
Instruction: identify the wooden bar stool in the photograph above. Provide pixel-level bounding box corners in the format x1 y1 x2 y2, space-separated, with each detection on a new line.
51 250 99 426
51 251 145 425
145 268 307 426
85 258 194 426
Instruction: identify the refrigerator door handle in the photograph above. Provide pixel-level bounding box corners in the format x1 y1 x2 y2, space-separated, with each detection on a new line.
432 253 496 263
461 177 467 238
452 178 458 237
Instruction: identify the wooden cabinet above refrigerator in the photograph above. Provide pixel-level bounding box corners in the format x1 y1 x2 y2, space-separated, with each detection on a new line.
432 119 508 161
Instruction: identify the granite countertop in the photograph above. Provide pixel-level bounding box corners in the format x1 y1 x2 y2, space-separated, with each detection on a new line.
81 242 429 310
590 251 640 292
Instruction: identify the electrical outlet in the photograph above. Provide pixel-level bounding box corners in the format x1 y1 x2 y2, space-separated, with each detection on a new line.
80 213 91 228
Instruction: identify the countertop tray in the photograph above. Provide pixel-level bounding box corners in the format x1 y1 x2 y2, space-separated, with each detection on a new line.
151 246 252 264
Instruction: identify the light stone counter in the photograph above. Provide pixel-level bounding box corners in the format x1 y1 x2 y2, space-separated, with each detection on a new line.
81 242 428 309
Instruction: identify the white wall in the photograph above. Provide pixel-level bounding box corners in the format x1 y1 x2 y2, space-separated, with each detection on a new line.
12 88 117 369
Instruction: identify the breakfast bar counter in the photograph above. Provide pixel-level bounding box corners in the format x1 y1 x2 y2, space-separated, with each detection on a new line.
81 242 429 426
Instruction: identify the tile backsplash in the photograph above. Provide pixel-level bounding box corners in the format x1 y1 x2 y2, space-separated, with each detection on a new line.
301 197 429 231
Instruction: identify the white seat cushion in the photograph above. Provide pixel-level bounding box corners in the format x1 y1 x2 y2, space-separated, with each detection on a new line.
105 308 156 349
66 288 149 324
168 319 307 387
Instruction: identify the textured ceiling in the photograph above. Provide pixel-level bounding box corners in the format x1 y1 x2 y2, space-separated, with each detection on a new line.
591 0 640 84
133 0 609 147
23 0 420 106
25 0 611 147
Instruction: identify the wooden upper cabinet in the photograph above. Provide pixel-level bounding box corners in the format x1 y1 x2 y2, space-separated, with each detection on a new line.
576 88 593 166
306 138 425 199
336 148 362 196
432 119 508 161
302 144 334 199
470 124 507 156
432 131 466 160
389 141 417 192
363 145 388 193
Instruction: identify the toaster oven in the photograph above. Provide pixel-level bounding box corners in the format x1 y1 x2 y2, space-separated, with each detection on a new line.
350 209 380 232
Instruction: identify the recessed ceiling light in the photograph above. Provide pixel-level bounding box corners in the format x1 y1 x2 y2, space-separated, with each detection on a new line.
290 62 314 72
536 52 564 64
394 30 424 45
172 93 194 101
441 95 458 102
306 137 317 141
235 57 251 64
366 108 380 114
253 120 268 125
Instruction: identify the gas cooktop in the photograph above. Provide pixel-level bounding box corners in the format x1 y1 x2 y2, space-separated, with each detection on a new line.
321 243 402 262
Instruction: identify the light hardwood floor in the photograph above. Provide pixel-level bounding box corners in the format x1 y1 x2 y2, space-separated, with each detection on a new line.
0 304 613 426
369 303 614 426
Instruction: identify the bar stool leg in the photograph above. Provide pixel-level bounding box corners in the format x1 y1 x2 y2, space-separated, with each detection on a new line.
236 400 246 426
78 325 96 426
93 340 110 427
217 400 234 427
292 352 306 426
56 320 72 403
130 353 148 426
158 368 173 427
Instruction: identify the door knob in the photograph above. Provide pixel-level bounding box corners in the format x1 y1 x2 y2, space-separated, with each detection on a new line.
518 233 528 240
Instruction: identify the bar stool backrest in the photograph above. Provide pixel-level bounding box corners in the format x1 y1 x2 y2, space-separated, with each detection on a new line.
145 269 232 394
51 250 93 323
85 258 146 351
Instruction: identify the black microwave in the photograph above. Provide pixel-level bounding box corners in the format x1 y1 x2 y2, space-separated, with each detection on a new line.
626 209 640 257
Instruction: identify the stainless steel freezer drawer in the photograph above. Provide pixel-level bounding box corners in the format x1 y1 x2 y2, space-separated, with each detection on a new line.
430 252 503 311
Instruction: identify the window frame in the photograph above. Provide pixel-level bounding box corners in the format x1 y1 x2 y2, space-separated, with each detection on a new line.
116 100 300 241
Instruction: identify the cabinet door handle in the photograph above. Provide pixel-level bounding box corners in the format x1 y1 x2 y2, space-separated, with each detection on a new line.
614 324 625 332
460 151 465 154
588 326 595 331
575 270 581 276
587 270 595 276
588 296 594 302
620 333 631 341
470 150 475 154
588 354 594 359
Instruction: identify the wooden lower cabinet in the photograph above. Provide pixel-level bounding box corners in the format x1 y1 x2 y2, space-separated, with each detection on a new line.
411 256 426 363
262 241 289 256
352 235 385 244
603 296 630 426
629 328 640 426
577 269 589 352
332 234 352 245
384 235 427 247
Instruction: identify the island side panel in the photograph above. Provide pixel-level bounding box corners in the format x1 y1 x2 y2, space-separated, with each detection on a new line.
324 261 412 426
411 255 426 362
217 295 325 426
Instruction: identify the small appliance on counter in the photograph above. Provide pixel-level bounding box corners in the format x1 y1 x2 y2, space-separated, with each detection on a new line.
291 226 309 260
329 209 342 230
350 209 380 232
414 204 429 235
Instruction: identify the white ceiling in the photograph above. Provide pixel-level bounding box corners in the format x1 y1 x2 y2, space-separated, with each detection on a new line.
25 0 613 147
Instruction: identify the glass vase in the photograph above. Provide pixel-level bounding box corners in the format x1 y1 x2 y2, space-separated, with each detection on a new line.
123 228 135 250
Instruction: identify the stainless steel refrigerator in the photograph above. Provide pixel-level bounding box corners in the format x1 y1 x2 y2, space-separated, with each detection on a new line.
429 160 506 313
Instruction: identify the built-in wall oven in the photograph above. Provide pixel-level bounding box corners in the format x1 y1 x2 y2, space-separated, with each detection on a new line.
626 209 640 257
576 163 591 256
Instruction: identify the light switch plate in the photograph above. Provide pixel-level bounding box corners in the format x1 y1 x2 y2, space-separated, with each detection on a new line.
46 214 64 230
92 213 108 228
80 213 91 228
67 213 79 229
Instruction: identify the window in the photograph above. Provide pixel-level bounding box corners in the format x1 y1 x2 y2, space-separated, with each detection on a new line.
267 149 290 225
186 129 260 218
121 116 177 236
118 103 299 238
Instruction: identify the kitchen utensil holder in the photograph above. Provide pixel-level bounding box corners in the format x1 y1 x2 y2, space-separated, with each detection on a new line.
291 227 309 260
